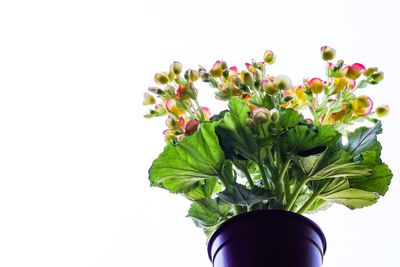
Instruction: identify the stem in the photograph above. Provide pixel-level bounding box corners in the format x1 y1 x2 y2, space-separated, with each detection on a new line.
279 160 291 204
297 183 329 214
194 98 205 121
258 162 272 190
243 169 255 189
219 174 242 215
285 177 309 211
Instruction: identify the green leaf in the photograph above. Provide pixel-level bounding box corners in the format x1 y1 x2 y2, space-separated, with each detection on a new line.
185 178 220 200
308 150 372 180
216 97 259 161
188 199 231 227
305 198 331 214
350 163 393 196
149 122 225 193
291 148 371 180
218 184 268 208
284 125 339 153
343 121 382 155
279 108 303 129
322 188 378 209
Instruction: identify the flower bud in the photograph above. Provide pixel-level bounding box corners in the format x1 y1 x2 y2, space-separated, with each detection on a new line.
333 77 348 92
143 92 156 105
250 107 270 124
148 87 164 95
368 71 384 84
364 67 378 77
185 120 200 135
171 61 183 75
187 82 198 100
375 105 390 117
269 108 280 122
176 84 190 100
241 71 253 86
199 70 211 81
245 118 257 129
210 61 223 77
273 75 292 90
221 60 228 70
308 78 324 94
261 79 279 95
356 95 370 108
345 63 366 80
263 50 276 64
154 72 170 85
165 115 179 130
165 99 186 116
320 46 336 61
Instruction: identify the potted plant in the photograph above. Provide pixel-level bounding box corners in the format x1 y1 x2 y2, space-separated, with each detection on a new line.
143 46 392 267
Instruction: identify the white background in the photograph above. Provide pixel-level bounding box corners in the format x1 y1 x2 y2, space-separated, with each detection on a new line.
1 0 399 266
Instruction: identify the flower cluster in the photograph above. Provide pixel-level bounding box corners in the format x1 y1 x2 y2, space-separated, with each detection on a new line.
144 46 389 140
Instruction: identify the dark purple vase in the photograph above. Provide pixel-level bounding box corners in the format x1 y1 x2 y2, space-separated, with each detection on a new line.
207 210 326 267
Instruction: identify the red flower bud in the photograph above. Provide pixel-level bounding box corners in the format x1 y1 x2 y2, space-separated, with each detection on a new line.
185 120 200 135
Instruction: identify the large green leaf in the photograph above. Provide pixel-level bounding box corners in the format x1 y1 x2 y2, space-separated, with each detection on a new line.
284 125 339 153
149 122 225 193
350 163 393 196
291 148 372 180
322 188 378 209
216 97 259 161
279 108 304 129
188 199 231 227
343 121 382 155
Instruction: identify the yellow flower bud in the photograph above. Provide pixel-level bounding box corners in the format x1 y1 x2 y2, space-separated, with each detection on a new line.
263 50 276 64
274 75 292 90
171 61 183 75
154 72 170 85
376 105 389 117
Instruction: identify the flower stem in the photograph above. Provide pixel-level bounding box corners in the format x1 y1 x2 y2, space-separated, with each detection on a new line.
194 98 205 121
243 169 255 189
279 160 291 203
285 177 309 211
297 183 329 214
258 162 272 190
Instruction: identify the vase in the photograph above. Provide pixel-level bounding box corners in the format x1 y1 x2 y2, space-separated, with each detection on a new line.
207 210 326 267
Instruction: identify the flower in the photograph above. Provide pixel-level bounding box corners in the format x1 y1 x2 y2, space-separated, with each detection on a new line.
250 107 270 124
273 75 292 90
345 63 366 80
263 50 276 64
185 120 200 135
261 78 278 95
143 92 156 105
154 72 170 85
308 78 324 94
170 61 183 75
376 105 390 117
165 99 186 116
321 46 336 61
351 95 373 116
333 77 348 92
210 61 224 77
